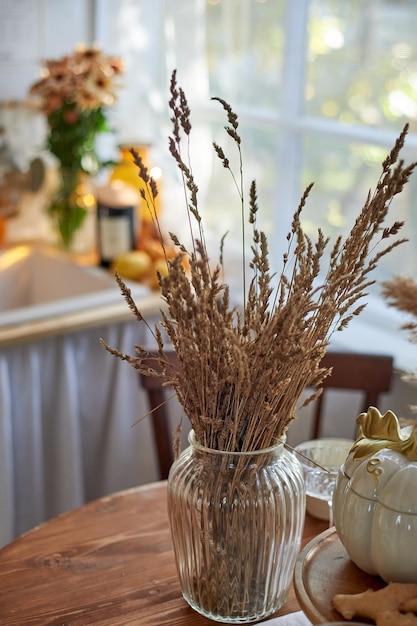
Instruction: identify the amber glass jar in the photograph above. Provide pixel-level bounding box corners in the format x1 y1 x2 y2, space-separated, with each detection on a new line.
110 144 162 224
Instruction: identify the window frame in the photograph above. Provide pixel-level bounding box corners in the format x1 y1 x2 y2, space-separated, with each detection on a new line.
93 0 417 371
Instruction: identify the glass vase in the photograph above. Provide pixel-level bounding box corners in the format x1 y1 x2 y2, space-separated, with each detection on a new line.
167 431 306 623
48 168 96 254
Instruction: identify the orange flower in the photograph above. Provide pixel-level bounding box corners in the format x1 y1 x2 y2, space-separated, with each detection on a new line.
29 44 123 114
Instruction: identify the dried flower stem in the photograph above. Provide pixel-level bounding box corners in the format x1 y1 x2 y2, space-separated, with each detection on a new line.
382 274 417 398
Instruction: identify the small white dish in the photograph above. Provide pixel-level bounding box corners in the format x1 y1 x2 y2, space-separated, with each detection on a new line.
294 438 353 521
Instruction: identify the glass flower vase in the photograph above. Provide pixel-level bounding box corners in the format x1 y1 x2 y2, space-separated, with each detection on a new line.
48 167 96 254
167 431 306 623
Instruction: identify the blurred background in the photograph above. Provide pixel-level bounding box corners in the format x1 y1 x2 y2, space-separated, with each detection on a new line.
2 0 417 359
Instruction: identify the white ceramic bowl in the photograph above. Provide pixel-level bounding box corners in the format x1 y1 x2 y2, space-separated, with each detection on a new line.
294 438 353 520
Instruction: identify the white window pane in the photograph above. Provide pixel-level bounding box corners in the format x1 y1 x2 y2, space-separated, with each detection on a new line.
206 0 286 109
306 0 417 133
94 0 417 294
300 132 417 286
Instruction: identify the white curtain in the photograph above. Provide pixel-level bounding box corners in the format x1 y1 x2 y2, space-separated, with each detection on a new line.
0 314 172 547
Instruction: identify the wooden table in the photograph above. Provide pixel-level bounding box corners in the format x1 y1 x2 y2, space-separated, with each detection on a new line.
0 481 328 625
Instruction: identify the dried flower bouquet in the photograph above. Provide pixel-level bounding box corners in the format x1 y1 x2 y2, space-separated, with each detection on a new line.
29 45 124 248
102 70 416 454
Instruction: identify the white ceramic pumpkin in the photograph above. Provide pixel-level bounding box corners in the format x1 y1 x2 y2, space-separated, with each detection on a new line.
333 407 417 583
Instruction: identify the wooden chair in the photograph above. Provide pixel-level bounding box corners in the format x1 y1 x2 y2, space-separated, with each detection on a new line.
138 352 180 480
310 351 394 439
138 350 394 478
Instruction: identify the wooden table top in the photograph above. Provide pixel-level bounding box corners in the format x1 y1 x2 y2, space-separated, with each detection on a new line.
0 481 328 625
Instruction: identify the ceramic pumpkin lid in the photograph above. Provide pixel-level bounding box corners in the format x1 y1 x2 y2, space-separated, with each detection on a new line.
342 407 417 513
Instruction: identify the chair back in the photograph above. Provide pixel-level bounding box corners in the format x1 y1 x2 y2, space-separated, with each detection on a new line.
138 350 394 478
138 352 179 480
310 351 394 439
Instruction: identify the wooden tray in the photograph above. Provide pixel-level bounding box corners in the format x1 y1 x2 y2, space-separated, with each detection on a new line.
294 527 385 624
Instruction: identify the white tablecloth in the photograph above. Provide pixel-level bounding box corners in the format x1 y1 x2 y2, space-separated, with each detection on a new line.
0 313 186 547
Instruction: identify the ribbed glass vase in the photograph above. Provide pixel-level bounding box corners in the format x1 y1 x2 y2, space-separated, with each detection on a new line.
167 431 306 623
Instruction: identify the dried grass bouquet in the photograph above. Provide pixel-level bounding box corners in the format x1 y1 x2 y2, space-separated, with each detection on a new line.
382 276 417 346
382 276 417 393
102 70 416 454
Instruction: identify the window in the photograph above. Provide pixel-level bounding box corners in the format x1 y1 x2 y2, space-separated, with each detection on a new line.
95 0 417 367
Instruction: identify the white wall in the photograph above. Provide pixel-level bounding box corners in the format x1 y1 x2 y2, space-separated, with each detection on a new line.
0 0 94 100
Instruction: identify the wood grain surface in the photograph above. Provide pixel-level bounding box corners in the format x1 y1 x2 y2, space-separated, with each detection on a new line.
0 481 327 625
